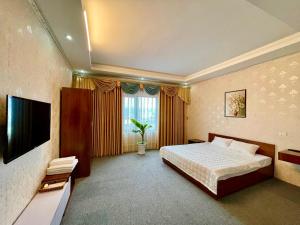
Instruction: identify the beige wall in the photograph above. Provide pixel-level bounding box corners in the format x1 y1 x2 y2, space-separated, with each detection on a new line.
0 1 72 225
187 52 300 187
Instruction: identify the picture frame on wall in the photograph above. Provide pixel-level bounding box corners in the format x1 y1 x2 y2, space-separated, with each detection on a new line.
224 89 246 118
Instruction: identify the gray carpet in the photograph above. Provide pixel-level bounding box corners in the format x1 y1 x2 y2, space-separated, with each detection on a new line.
62 150 300 225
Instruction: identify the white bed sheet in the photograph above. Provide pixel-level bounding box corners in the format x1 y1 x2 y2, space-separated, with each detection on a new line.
160 143 272 194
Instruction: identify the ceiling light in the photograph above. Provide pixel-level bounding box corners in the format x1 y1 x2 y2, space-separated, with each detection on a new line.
77 69 88 74
83 10 91 52
66 35 73 41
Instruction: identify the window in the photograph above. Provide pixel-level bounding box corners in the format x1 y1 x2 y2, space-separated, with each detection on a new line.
122 90 159 152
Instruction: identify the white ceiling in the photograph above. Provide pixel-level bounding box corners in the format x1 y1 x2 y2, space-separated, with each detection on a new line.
34 0 300 83
247 0 300 31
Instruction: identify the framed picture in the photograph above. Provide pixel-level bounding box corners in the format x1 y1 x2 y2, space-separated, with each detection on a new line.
224 89 246 118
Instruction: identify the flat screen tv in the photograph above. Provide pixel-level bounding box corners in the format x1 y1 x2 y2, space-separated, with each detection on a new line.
4 96 51 164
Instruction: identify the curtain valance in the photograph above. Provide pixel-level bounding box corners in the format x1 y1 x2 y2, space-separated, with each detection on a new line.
93 79 118 92
144 84 160 95
72 76 120 92
161 86 178 97
121 82 160 95
120 82 140 94
178 87 191 104
72 76 190 103
161 86 190 104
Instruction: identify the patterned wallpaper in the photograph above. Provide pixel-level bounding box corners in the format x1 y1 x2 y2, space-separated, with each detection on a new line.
0 1 72 224
187 52 300 187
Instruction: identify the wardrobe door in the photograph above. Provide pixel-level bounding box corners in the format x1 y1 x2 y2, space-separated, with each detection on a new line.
60 87 92 177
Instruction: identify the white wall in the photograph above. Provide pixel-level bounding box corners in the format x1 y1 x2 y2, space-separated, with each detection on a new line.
0 1 72 224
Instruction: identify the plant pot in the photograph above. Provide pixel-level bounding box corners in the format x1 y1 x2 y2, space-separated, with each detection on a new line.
137 143 146 155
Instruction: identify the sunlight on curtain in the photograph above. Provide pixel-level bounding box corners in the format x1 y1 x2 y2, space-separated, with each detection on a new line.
122 90 159 152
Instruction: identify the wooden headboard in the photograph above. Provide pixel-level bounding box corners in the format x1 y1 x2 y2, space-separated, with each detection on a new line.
208 133 275 164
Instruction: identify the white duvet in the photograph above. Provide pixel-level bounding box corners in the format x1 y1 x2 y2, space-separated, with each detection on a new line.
160 142 272 194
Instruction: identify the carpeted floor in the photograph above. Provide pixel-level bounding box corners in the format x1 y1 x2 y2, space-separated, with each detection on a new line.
62 150 300 225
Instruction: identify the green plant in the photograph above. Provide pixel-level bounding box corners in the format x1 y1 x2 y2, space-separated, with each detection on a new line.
130 118 152 144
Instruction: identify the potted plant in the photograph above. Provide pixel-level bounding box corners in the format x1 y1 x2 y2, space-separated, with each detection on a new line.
130 118 152 155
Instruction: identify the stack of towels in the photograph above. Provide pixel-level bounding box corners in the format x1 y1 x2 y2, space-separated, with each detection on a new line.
46 156 78 175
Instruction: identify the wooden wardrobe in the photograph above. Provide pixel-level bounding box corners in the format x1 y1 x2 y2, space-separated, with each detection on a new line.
60 87 92 178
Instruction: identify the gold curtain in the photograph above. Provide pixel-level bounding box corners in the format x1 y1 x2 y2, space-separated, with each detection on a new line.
72 76 95 90
159 88 185 147
92 86 122 157
72 75 189 152
72 76 122 157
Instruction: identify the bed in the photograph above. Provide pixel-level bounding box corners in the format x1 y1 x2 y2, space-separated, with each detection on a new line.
160 133 275 199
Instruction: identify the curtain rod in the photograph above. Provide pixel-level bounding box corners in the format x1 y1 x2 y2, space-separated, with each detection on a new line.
73 73 190 88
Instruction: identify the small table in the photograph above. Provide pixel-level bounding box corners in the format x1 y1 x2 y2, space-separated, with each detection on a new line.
278 149 300 165
188 139 205 144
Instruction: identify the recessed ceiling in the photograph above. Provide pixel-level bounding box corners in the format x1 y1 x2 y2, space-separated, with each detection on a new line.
34 0 300 83
35 0 90 70
85 0 295 76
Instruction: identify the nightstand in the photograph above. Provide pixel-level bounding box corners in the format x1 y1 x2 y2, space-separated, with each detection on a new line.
188 139 205 144
278 149 300 165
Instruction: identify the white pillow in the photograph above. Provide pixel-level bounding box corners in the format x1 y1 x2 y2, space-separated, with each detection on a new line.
228 140 259 156
211 137 233 148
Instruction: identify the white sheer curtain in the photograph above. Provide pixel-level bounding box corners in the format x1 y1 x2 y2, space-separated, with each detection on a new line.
122 90 159 153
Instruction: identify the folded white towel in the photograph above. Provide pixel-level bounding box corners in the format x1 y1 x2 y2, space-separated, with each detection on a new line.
49 156 76 167
46 159 78 175
48 161 75 169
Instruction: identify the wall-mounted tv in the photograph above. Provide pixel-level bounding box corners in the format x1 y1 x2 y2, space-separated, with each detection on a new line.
3 96 51 164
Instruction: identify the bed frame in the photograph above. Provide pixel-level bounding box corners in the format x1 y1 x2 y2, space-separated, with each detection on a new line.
162 133 275 199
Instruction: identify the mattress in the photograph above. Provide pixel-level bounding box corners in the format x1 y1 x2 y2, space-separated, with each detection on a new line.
160 142 272 194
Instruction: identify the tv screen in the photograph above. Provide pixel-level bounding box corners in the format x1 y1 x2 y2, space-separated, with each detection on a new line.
4 96 51 164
